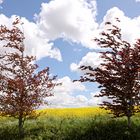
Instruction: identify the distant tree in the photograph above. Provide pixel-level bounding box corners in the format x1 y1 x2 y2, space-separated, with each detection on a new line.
0 19 57 138
79 19 140 128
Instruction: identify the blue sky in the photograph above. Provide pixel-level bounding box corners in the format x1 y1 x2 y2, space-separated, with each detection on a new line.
0 0 140 108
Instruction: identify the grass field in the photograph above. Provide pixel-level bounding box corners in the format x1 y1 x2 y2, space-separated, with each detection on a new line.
0 107 140 140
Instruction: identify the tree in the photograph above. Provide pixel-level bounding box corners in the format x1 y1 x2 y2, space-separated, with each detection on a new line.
79 19 140 128
0 19 57 138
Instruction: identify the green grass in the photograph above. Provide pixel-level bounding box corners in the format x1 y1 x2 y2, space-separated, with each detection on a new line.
0 108 140 140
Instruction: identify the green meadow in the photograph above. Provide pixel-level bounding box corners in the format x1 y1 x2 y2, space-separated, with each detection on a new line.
0 107 140 140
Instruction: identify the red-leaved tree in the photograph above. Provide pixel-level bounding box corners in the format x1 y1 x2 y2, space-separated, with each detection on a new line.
79 19 140 128
0 19 57 138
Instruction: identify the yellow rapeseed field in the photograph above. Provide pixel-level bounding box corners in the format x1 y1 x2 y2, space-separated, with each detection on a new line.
37 107 108 118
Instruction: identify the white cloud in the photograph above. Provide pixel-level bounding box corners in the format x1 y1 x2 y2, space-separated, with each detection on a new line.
36 0 99 49
71 7 140 73
45 88 106 108
0 0 3 4
88 92 102 106
0 0 99 61
0 14 62 61
21 17 62 61
43 76 107 108
70 52 102 72
76 95 88 102
54 76 86 94
100 7 140 44
136 0 140 2
45 76 87 108
2 2 140 108
41 4 140 108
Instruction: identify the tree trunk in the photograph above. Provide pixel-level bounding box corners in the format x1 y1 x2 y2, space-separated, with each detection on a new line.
127 116 131 129
18 116 24 139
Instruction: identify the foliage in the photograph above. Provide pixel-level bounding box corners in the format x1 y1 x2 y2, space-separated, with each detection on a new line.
0 18 57 138
78 19 140 127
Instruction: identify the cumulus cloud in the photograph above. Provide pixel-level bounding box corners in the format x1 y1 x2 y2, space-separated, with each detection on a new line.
100 7 140 44
2 1 140 108
0 0 99 61
21 17 62 61
0 0 3 4
36 0 99 49
42 4 140 108
0 14 62 61
54 76 86 94
88 92 103 106
43 76 107 108
70 52 102 72
76 95 88 103
136 0 140 2
71 7 140 73
45 76 87 108
44 88 105 108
